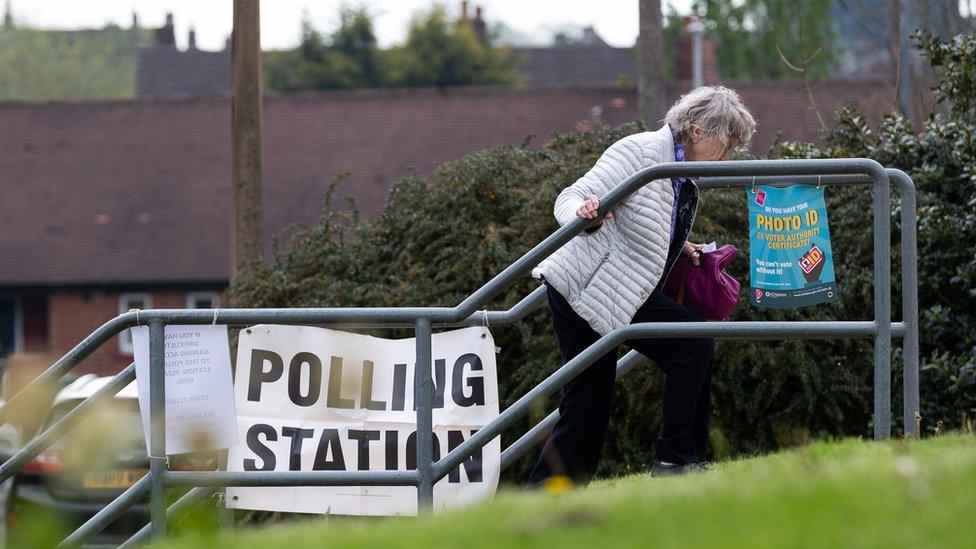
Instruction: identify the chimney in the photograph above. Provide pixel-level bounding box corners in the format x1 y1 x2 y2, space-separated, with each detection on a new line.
155 12 176 46
188 27 196 50
580 26 604 46
131 11 139 29
674 16 718 85
3 1 13 29
472 5 487 44
461 0 469 20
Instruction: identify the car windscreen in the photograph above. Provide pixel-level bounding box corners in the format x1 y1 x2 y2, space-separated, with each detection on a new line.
47 398 146 469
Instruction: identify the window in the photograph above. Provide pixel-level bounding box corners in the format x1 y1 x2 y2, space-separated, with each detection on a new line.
186 292 219 310
118 293 151 355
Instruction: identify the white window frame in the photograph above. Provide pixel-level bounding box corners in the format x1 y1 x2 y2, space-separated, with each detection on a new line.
118 293 152 355
185 292 219 310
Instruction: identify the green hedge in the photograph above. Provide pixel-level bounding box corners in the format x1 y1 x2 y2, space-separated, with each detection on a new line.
231 33 975 481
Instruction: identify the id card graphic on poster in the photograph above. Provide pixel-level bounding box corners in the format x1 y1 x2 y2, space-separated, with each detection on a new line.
226 325 500 516
132 325 238 455
747 184 838 308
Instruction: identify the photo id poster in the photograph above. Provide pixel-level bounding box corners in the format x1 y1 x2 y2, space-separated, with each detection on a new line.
747 184 838 308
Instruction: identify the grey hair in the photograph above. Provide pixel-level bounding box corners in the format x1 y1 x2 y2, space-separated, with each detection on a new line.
664 86 757 153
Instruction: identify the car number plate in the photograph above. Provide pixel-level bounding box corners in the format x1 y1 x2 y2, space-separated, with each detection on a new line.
83 469 148 489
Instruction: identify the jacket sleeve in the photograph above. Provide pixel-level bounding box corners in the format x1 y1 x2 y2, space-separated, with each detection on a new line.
553 135 647 227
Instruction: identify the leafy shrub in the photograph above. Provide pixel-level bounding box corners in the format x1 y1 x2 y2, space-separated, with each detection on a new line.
231 32 975 480
772 32 976 433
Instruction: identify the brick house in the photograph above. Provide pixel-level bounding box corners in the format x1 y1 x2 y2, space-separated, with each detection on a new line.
0 81 903 384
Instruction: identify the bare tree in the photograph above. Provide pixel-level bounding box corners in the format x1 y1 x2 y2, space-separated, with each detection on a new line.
638 0 666 126
231 0 263 290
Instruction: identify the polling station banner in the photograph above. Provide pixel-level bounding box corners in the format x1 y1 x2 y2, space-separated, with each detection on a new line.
226 325 500 516
747 184 838 308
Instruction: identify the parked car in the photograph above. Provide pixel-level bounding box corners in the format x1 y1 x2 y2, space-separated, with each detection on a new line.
3 375 149 546
0 400 24 547
1 374 222 546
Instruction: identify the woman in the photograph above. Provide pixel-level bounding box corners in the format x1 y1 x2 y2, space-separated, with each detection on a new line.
529 86 756 484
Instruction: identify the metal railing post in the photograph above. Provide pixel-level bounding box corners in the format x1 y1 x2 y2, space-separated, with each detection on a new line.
57 475 152 548
0 160 913 545
872 171 893 439
148 320 168 540
415 318 434 512
218 451 235 530
119 487 216 548
892 170 920 436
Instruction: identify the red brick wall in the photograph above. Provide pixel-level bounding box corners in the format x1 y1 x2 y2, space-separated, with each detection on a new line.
48 289 214 376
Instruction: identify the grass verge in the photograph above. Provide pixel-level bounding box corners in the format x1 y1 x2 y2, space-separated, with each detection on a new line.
157 435 976 548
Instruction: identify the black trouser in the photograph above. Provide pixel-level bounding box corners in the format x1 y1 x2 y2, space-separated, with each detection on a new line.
527 282 715 486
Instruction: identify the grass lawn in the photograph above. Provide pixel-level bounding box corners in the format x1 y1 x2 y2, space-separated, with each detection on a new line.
157 435 975 548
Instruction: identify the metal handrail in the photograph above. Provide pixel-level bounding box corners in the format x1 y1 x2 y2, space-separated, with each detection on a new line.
118 487 216 549
0 160 916 546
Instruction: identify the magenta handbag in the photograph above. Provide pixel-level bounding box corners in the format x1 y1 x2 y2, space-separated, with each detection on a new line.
663 244 740 321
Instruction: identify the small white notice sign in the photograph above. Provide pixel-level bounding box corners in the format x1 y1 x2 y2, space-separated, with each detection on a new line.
132 325 238 455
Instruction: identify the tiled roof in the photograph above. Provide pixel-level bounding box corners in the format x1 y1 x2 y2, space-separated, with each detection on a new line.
133 43 637 97
512 46 637 86
136 46 230 98
0 81 903 286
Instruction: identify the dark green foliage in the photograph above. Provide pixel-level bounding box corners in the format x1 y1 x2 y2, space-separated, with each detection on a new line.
385 5 516 88
0 24 149 100
665 0 837 79
265 8 386 92
229 120 875 480
232 32 975 480
772 32 976 432
265 5 515 92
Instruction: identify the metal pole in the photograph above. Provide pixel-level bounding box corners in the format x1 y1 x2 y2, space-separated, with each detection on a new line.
58 475 152 548
218 451 235 531
500 350 646 471
148 321 167 539
0 314 134 425
892 170 919 436
119 487 216 549
897 0 915 120
0 159 917 533
689 16 705 88
164 470 419 487
414 318 434 512
434 319 899 480
872 171 893 439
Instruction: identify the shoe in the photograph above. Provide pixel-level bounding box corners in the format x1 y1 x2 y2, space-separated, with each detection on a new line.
651 459 708 477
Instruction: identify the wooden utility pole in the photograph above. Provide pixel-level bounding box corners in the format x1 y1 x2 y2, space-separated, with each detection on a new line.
230 0 263 288
895 0 915 120
638 0 666 126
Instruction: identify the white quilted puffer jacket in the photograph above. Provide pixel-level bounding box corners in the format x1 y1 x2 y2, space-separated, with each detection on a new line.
532 124 695 335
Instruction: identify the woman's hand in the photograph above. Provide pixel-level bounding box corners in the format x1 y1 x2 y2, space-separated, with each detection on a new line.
577 195 614 223
682 241 704 266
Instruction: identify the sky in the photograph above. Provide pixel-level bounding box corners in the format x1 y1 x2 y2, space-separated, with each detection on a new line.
5 0 697 51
